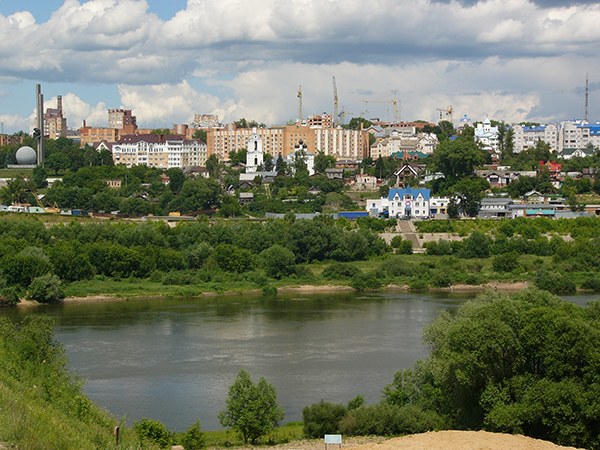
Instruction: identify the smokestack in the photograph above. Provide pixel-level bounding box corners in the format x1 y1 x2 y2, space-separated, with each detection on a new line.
57 95 63 113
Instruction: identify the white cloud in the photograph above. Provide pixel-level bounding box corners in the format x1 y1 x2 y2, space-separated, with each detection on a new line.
117 80 234 127
1 0 600 131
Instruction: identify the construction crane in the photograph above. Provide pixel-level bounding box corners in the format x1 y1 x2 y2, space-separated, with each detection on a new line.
333 76 339 127
436 105 454 124
297 85 302 124
360 93 401 123
338 107 353 126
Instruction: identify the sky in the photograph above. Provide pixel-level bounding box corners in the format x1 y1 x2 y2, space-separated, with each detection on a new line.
0 0 599 134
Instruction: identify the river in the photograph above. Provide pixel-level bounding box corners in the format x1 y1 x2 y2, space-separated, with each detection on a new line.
2 291 597 431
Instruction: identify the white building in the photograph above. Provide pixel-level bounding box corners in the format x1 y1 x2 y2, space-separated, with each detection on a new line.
475 118 500 154
559 121 600 151
246 129 264 173
388 187 431 219
112 134 207 169
512 124 559 153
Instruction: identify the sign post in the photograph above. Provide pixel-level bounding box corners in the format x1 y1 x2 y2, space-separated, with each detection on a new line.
325 434 342 450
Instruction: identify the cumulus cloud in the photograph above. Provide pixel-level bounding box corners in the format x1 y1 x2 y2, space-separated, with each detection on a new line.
1 0 600 133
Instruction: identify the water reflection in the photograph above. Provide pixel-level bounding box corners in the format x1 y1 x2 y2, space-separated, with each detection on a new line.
4 291 591 432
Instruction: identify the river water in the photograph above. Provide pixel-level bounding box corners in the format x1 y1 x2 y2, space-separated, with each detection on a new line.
2 291 597 431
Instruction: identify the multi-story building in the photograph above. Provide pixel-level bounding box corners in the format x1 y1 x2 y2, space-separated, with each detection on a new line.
80 109 138 146
112 134 207 169
370 131 437 159
306 113 333 128
108 109 137 134
44 95 67 139
559 121 600 151
207 123 368 161
512 124 559 153
0 134 24 146
194 114 222 129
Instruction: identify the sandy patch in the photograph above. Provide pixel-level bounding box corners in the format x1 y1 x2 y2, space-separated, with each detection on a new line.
224 431 582 450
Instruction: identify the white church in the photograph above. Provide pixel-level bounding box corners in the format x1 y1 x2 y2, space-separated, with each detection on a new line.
245 128 315 175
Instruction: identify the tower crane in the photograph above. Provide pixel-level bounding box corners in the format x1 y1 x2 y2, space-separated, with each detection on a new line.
297 85 303 124
333 76 339 127
360 93 400 123
338 107 354 126
436 105 454 124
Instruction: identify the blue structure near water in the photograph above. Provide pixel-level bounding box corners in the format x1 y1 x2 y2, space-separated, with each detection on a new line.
337 211 370 219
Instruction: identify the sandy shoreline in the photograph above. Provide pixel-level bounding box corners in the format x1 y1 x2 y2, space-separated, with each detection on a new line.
15 281 531 307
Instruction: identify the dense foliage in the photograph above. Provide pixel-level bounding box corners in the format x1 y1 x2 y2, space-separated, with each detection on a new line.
382 289 600 449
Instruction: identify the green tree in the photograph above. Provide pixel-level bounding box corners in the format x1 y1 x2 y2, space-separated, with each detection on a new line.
193 129 207 142
314 151 336 173
205 154 220 178
167 168 186 195
218 369 285 444
259 244 296 279
384 289 600 449
28 274 65 303
432 139 487 181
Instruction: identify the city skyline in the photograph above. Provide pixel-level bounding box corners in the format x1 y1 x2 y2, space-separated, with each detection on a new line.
0 0 599 134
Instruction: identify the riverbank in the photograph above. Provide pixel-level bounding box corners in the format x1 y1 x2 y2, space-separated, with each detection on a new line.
15 280 532 307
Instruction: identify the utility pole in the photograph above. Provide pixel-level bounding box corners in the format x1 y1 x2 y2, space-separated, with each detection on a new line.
35 84 44 167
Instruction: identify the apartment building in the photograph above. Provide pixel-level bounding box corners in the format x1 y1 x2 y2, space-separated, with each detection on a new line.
207 123 368 161
512 124 559 153
108 109 137 133
559 121 600 151
112 134 207 169
0 134 24 146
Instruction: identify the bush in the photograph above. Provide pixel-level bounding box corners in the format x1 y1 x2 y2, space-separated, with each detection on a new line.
383 258 415 278
408 278 429 291
350 272 383 291
181 420 206 450
0 286 20 306
322 262 360 280
134 417 172 448
492 251 520 273
302 400 347 438
390 235 404 249
535 269 576 294
28 274 65 303
342 403 443 436
396 240 413 255
581 276 600 291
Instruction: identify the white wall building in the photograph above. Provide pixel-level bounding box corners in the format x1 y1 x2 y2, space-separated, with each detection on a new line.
512 124 559 153
112 135 207 169
559 121 600 151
